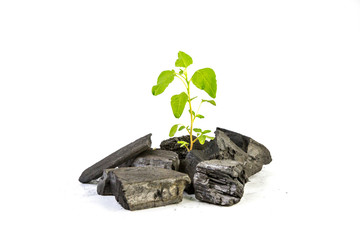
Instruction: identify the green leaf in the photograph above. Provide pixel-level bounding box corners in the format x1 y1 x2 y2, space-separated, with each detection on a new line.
189 110 195 116
190 96 198 102
152 70 175 96
169 124 179 137
198 135 207 144
177 141 189 148
178 126 185 131
196 114 204 119
193 128 202 133
171 92 188 118
179 69 184 75
201 99 216 106
191 68 217 98
202 130 211 134
175 51 193 68
205 135 214 140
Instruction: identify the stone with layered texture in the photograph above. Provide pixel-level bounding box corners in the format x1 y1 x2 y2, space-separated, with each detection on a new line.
109 167 190 211
131 149 180 170
194 160 247 206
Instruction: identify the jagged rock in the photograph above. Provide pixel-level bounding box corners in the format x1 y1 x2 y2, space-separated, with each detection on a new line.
79 134 152 183
160 135 208 160
131 149 180 170
194 160 247 206
97 168 115 196
217 127 272 165
109 167 190 211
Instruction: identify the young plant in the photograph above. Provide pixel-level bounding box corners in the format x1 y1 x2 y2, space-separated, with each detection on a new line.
152 51 217 151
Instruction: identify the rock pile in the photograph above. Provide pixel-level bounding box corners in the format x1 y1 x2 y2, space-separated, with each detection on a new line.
79 128 272 211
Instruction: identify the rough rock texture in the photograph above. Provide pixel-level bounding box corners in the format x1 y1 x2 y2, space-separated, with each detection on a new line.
160 135 209 160
97 168 115 196
214 128 272 176
131 149 180 171
79 134 152 183
109 167 190 211
194 160 247 206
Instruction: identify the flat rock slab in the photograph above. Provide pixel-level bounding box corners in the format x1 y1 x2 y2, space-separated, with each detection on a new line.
109 167 190 211
194 160 247 206
79 134 152 183
131 149 180 170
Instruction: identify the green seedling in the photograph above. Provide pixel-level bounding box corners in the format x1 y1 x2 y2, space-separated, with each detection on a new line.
152 51 217 151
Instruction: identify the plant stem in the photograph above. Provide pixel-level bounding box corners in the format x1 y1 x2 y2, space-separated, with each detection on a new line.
185 70 195 151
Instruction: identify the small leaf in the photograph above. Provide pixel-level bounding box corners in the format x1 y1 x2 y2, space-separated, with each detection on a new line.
178 126 185 131
202 130 211 134
169 124 179 137
193 128 202 133
152 70 175 96
179 69 184 75
205 135 214 140
198 135 206 144
196 114 204 119
190 96 198 102
189 110 195 116
201 99 216 106
177 141 189 145
175 51 193 68
171 92 188 118
191 68 217 98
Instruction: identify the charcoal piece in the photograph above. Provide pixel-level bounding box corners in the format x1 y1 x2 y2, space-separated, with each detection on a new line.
79 134 152 183
97 168 115 196
247 138 272 165
109 167 190 211
216 127 250 152
131 149 180 170
217 127 272 165
214 129 264 177
194 160 247 206
160 135 209 160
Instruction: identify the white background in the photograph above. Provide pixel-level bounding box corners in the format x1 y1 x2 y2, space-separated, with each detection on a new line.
1 0 359 239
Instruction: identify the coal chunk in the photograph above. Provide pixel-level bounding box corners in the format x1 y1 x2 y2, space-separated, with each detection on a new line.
131 149 180 170
160 135 208 160
194 160 247 206
79 134 152 183
109 167 190 211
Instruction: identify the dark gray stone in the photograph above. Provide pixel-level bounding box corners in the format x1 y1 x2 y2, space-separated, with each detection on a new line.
79 134 152 183
97 168 115 196
194 160 247 206
109 167 190 211
131 149 180 170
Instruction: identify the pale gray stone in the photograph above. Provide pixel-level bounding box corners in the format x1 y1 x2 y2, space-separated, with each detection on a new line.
109 167 190 211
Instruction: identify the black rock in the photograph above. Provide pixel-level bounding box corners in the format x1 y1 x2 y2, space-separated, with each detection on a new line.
194 160 247 206
160 135 209 160
131 149 180 170
79 134 152 183
109 167 190 211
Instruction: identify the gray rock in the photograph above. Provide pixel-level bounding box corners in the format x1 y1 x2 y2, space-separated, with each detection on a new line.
109 167 190 211
97 168 115 196
79 134 152 183
131 149 180 170
194 160 247 206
